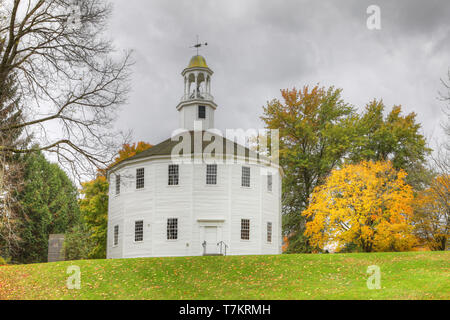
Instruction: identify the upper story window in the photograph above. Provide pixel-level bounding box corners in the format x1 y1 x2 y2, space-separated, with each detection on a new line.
198 105 206 119
241 166 250 187
168 164 179 185
267 222 272 243
206 164 217 185
115 174 121 195
135 220 144 242
113 225 119 246
267 172 273 192
167 218 178 240
241 219 250 240
136 168 145 189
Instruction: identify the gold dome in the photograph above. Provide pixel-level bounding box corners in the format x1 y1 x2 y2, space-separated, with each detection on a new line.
188 55 208 68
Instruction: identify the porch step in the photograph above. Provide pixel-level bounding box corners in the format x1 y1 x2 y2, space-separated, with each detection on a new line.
203 253 224 256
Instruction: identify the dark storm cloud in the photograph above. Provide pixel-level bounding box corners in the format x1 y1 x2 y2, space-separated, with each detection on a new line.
108 0 450 149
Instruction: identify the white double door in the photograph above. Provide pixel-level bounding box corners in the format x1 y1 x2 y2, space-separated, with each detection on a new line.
203 226 220 254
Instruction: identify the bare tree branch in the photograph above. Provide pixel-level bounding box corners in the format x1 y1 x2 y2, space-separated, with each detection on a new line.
0 0 133 181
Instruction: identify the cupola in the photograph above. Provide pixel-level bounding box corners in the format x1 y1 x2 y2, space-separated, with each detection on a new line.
177 54 217 130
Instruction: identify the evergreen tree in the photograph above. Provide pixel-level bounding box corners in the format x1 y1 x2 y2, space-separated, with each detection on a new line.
14 151 80 263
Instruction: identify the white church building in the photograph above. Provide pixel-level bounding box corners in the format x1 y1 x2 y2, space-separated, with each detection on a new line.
106 54 282 258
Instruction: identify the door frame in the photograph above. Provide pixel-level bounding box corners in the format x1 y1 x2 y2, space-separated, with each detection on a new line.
198 221 224 255
203 226 219 254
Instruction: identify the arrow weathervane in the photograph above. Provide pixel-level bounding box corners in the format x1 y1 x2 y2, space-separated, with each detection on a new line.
190 35 208 55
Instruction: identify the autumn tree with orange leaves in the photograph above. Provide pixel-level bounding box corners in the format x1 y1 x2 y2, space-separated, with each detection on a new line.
303 161 417 252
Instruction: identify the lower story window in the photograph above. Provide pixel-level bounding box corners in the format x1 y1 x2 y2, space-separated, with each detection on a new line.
267 222 272 243
135 220 143 242
167 218 178 240
113 225 119 246
241 219 250 240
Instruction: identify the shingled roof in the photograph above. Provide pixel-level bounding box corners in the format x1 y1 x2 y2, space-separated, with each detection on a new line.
109 131 269 171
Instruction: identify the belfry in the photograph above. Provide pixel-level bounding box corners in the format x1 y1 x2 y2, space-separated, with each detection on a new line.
177 54 217 130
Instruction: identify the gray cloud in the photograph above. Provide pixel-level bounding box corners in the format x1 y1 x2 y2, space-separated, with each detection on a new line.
108 0 450 150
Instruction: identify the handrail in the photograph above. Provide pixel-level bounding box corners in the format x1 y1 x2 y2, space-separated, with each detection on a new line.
202 240 207 255
203 240 228 256
217 241 228 256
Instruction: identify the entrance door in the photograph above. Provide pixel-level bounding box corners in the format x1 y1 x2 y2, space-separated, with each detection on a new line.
204 226 218 254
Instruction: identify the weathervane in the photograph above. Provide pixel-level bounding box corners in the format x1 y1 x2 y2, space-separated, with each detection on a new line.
190 35 208 55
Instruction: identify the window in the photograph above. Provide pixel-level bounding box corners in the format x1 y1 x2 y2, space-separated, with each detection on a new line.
267 222 272 243
136 168 145 189
206 164 217 185
113 225 119 246
241 219 250 240
167 218 178 240
168 164 179 185
198 105 206 119
115 174 120 195
267 172 273 192
241 166 250 187
134 220 144 242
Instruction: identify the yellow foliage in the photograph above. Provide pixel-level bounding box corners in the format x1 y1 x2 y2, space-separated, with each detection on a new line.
303 161 417 252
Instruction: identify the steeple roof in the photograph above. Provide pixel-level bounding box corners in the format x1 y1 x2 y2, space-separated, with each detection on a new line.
187 55 208 68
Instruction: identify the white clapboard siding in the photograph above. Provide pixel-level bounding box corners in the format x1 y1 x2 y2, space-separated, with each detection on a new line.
107 158 282 258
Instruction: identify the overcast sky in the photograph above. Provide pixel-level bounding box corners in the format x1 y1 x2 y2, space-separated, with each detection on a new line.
108 0 450 150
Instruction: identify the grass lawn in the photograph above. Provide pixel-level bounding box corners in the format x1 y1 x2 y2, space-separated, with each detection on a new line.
0 251 448 300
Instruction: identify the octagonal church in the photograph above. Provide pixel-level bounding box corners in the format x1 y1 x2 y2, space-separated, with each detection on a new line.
106 54 282 258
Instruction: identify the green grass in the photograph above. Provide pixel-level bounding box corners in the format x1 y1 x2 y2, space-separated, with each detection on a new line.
0 251 448 300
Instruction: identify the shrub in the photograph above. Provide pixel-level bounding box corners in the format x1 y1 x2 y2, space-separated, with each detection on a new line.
0 256 7 266
64 223 95 261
